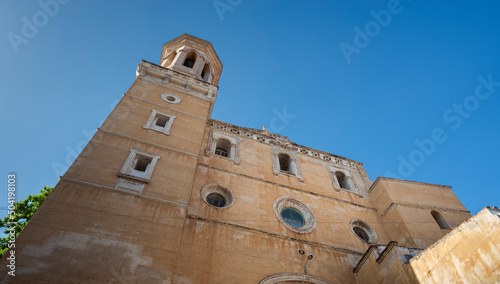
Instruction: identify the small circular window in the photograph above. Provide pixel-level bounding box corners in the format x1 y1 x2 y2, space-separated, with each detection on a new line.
273 197 317 233
206 192 226 208
201 184 234 208
350 219 377 243
281 208 304 228
161 93 181 104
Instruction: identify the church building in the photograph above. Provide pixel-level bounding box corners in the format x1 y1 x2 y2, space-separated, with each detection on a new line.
2 34 498 283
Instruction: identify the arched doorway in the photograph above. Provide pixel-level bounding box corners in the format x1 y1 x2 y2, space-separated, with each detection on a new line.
260 273 333 284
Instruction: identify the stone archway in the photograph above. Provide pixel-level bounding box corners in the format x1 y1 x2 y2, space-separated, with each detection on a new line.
260 273 333 284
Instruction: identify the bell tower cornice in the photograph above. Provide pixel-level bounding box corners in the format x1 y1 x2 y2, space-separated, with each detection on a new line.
136 60 219 102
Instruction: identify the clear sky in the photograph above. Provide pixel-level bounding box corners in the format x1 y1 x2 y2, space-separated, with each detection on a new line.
1 0 499 216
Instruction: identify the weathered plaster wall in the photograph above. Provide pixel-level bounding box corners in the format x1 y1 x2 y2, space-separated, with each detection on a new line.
410 207 500 283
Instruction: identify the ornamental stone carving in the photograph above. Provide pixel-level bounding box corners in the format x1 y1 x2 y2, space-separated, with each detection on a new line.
209 120 359 169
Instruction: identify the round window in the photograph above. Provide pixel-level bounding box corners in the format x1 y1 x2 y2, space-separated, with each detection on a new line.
273 197 317 234
350 219 377 243
206 192 226 208
200 184 234 208
161 93 181 104
281 208 304 228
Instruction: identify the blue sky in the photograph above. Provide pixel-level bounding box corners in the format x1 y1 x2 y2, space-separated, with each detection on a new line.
1 0 499 216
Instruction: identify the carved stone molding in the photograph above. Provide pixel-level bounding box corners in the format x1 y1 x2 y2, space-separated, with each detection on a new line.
206 129 240 164
271 145 304 181
260 273 333 284
200 184 234 209
136 60 218 102
273 196 317 234
350 219 378 244
326 164 360 196
209 120 360 169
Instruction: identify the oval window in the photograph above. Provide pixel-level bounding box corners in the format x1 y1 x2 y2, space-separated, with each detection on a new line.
161 93 181 104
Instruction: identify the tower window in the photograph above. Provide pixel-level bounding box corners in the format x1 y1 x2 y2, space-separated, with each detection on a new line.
201 63 211 82
119 149 161 182
133 157 152 172
154 114 169 128
161 93 181 104
431 211 449 229
162 52 177 67
206 193 226 208
143 109 176 135
279 154 292 172
183 52 197 68
215 138 231 158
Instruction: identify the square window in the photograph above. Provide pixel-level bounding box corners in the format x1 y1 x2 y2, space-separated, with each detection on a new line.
154 114 169 128
118 149 160 182
129 156 153 178
143 109 176 135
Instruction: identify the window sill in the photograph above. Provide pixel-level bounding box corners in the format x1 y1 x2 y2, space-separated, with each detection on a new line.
143 126 171 135
277 170 303 182
117 172 150 183
335 187 363 198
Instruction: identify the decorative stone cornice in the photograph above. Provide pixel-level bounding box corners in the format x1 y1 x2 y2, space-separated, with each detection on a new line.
136 60 219 102
208 119 362 168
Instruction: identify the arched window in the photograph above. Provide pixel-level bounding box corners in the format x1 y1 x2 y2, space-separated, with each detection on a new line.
260 273 331 284
201 184 234 209
353 227 369 242
163 52 177 67
201 63 211 81
215 138 231 158
335 171 351 190
183 52 197 68
279 154 292 172
350 219 377 243
431 211 449 229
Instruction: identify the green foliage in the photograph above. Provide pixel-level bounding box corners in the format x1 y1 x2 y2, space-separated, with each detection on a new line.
0 186 53 258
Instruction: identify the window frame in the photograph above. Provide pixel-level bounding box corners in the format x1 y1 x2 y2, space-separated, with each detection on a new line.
206 130 240 164
327 165 360 195
200 184 234 209
431 211 450 230
350 219 378 244
271 146 303 181
143 109 176 135
116 149 160 194
273 196 317 234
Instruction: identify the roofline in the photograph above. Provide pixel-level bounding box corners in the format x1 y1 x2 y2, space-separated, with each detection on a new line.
368 177 452 192
208 118 363 166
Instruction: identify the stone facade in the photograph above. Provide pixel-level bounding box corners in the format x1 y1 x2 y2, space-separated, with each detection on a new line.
0 34 492 283
354 206 500 283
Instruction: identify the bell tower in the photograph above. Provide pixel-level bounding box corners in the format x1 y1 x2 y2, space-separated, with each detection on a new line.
0 34 225 282
159 34 222 85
